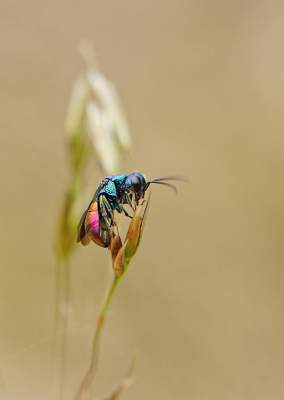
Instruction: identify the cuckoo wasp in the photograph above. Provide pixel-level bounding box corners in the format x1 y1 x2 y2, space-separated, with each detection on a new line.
77 172 184 248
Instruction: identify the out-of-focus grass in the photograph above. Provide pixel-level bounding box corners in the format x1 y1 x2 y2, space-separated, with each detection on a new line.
53 42 131 400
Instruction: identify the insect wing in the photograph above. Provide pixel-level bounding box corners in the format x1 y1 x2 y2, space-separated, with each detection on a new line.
93 181 107 199
98 213 111 247
77 177 115 247
77 208 91 245
77 193 100 245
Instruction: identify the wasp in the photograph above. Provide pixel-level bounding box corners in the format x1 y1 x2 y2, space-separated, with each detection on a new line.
77 173 184 247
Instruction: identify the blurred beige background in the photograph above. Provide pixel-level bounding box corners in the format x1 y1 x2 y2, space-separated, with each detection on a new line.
1 1 284 399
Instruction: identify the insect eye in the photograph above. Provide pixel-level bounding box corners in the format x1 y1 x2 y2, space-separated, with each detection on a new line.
131 176 142 192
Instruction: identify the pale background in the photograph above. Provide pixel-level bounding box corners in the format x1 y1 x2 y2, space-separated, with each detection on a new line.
1 1 284 399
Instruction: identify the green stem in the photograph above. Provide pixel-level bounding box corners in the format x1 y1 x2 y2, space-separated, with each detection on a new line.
53 171 82 400
74 275 122 400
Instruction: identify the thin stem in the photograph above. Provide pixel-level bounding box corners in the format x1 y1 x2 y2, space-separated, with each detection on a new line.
53 171 81 400
74 275 121 400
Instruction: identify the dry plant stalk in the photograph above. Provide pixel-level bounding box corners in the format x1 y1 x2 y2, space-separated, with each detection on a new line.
74 192 151 400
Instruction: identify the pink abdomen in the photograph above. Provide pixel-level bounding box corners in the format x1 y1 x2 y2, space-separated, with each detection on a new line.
85 201 106 247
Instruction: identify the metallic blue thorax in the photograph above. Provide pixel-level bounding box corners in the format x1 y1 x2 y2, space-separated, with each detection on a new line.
95 173 147 213
110 174 128 192
95 174 128 211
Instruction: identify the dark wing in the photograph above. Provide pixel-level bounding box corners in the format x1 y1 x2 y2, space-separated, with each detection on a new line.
93 180 106 199
77 209 90 245
77 177 111 246
76 184 104 245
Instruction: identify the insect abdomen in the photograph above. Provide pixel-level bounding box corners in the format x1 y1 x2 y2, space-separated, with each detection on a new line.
85 201 109 248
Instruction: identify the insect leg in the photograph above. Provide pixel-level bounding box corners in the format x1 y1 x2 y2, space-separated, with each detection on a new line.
125 192 135 211
99 195 116 226
121 206 133 219
99 196 111 224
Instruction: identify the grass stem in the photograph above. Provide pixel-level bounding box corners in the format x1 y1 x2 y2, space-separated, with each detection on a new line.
74 275 121 400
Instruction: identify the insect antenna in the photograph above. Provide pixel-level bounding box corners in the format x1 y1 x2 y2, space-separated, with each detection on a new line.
143 176 187 195
143 176 188 194
150 175 188 183
149 180 178 194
